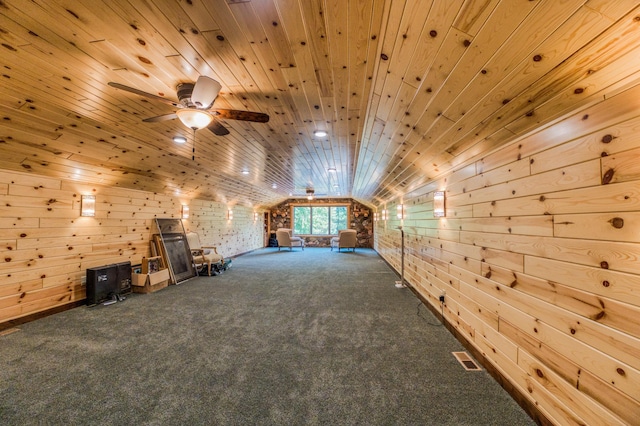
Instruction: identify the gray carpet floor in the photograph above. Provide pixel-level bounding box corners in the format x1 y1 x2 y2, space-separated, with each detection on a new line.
0 248 535 425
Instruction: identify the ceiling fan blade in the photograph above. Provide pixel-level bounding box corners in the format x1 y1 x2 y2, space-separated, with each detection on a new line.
108 82 179 107
207 119 230 136
143 113 178 123
211 109 270 123
191 76 221 108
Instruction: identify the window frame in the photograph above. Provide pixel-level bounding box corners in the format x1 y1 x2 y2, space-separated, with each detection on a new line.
291 203 350 236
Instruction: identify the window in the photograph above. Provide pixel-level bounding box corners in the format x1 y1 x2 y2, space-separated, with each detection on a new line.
293 206 348 235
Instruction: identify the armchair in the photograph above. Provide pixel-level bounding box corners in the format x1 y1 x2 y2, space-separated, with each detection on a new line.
276 228 305 251
186 232 223 276
331 229 357 252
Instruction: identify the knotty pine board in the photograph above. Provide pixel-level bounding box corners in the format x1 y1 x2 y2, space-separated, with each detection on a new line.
373 83 640 424
373 5 640 203
501 316 637 425
0 170 264 324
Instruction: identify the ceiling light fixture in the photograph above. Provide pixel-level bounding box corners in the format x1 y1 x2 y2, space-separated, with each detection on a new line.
176 109 213 130
327 167 336 172
306 188 315 200
175 110 214 161
314 130 327 137
241 169 250 175
173 136 187 144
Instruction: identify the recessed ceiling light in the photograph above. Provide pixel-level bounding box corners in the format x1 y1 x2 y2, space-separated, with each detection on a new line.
314 130 327 137
241 170 250 175
272 183 277 189
173 136 187 144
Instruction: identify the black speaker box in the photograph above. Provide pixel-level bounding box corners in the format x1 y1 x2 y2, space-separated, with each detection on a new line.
86 265 118 306
115 261 132 294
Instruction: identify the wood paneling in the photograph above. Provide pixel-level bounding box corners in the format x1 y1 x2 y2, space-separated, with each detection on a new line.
375 84 640 425
0 170 264 324
0 1 637 206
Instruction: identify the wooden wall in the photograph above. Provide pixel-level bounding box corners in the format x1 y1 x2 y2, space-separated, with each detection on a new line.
375 84 640 425
0 171 264 325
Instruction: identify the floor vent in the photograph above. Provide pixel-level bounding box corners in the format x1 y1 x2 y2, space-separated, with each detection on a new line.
0 328 20 337
453 351 482 371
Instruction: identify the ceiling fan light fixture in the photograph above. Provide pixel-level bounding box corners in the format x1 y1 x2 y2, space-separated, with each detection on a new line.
176 109 213 130
306 188 315 200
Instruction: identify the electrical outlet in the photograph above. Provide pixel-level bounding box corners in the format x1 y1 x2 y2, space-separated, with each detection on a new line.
81 275 86 287
439 290 446 303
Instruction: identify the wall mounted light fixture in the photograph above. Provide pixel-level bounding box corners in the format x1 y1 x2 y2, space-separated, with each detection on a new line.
433 191 446 217
181 205 190 219
254 212 259 221
80 195 96 217
381 209 388 221
374 212 378 222
228 209 234 220
396 204 404 220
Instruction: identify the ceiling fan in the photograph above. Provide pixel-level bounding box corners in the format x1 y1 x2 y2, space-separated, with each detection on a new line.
290 187 329 200
108 76 269 136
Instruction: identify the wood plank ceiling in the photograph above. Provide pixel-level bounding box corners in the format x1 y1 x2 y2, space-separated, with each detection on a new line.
0 0 639 208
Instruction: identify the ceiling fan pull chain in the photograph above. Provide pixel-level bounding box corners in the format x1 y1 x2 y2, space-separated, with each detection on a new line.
192 128 196 161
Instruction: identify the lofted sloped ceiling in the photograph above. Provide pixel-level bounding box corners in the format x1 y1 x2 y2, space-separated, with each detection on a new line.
0 0 639 208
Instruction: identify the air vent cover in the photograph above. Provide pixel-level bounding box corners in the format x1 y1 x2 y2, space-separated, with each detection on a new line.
452 351 482 371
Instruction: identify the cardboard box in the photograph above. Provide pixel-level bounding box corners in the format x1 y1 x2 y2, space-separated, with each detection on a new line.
132 268 170 294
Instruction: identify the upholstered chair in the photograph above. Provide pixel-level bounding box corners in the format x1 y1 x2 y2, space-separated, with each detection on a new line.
186 232 223 275
331 229 357 252
275 228 305 251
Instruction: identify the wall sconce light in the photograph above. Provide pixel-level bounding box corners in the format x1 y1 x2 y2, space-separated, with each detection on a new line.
397 204 404 220
254 212 259 221
381 209 388 221
433 191 446 217
80 195 96 217
228 209 234 220
181 205 190 219
374 212 378 222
